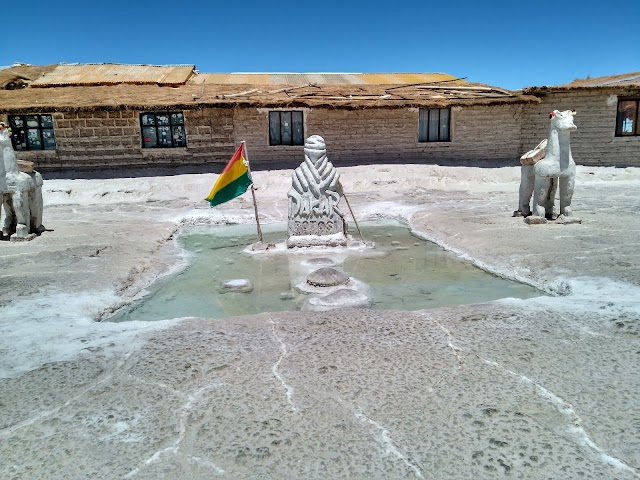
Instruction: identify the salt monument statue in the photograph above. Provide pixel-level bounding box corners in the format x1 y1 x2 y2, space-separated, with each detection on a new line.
515 110 580 224
0 123 45 241
287 135 347 247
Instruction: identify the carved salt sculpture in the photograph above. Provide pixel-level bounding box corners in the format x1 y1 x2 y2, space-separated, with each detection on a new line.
0 124 45 241
287 135 347 247
520 110 581 224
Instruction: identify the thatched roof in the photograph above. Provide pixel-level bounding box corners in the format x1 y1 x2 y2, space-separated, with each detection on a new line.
524 71 640 94
0 81 536 112
0 64 58 89
0 64 537 112
30 63 196 87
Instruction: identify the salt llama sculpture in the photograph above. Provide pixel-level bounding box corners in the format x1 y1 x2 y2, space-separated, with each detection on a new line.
287 135 347 248
516 109 581 224
0 124 45 241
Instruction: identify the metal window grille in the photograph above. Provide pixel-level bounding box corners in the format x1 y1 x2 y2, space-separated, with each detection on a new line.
615 99 640 136
8 114 56 151
418 108 451 142
269 111 304 146
140 112 187 148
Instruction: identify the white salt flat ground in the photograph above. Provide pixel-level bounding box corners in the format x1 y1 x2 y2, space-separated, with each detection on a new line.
1 164 639 479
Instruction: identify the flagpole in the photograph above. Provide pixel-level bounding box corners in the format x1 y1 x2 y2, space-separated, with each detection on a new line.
339 180 365 243
242 141 263 243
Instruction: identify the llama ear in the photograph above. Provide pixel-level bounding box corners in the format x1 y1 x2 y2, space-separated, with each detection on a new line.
549 112 555 119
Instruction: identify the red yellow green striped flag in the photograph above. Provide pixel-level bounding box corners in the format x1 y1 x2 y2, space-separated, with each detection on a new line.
205 143 253 207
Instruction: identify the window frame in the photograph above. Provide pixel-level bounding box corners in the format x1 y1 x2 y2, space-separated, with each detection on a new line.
8 114 57 151
268 110 304 146
418 108 451 143
140 112 187 148
615 99 640 137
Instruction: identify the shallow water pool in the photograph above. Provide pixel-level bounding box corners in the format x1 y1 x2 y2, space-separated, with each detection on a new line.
109 221 541 321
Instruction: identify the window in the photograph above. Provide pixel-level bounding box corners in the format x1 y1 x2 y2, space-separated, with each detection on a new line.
269 111 304 146
616 99 639 136
140 112 187 148
418 108 450 142
8 114 56 151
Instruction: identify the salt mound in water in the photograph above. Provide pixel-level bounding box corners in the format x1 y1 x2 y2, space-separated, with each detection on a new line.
220 279 253 293
307 267 350 287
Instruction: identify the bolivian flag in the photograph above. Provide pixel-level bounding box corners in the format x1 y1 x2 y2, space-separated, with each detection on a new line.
205 144 253 207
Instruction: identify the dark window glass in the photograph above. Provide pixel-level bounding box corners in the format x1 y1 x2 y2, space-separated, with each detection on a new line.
156 114 170 126
280 111 293 145
141 114 156 126
428 109 440 142
7 114 56 150
269 111 304 146
292 111 304 145
439 109 450 141
25 115 39 128
142 126 157 148
9 116 24 129
140 112 187 148
269 112 281 145
42 129 56 150
616 100 639 136
157 126 171 147
27 129 42 149
418 108 451 142
40 115 53 128
418 109 429 142
11 128 27 151
172 126 186 146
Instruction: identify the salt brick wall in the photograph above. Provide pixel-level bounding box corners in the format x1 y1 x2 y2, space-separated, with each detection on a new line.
521 89 640 166
9 108 236 171
233 104 525 166
5 90 639 171
233 108 305 166
183 108 236 163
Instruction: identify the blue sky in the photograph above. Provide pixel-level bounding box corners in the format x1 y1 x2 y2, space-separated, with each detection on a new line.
3 0 638 90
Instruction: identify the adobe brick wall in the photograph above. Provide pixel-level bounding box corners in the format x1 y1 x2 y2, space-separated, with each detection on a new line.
233 104 525 167
521 88 640 166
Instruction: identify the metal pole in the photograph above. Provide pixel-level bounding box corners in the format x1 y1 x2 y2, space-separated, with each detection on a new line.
339 181 364 243
242 141 263 243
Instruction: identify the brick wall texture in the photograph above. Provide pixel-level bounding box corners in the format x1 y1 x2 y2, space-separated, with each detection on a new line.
3 88 639 171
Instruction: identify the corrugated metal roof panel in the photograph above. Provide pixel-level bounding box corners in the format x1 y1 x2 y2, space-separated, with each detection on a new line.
560 71 640 88
31 63 195 87
360 73 459 84
190 72 461 85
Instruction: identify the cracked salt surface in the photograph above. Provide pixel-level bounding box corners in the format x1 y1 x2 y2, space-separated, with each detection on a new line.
354 405 425 479
269 319 298 413
466 341 639 477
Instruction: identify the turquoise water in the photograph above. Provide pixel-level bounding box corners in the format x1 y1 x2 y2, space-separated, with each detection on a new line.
109 221 541 322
